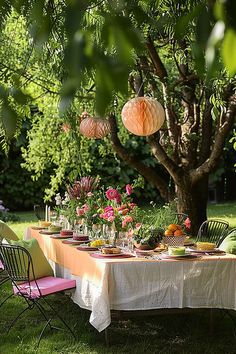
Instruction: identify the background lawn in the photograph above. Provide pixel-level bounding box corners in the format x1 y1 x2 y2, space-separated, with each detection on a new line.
1 202 236 353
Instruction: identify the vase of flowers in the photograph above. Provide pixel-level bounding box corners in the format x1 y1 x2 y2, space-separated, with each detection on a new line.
99 184 138 246
54 176 100 229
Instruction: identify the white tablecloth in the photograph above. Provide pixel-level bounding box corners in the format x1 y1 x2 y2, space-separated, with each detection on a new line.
50 255 236 332
25 228 236 332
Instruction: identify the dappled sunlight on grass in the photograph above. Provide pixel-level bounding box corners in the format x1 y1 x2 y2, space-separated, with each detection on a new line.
1 282 236 353
1 205 236 353
207 202 236 228
8 211 37 239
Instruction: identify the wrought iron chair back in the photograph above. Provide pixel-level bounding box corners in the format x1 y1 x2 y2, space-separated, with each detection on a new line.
196 219 229 247
0 244 41 298
0 243 75 346
0 263 9 287
0 241 14 308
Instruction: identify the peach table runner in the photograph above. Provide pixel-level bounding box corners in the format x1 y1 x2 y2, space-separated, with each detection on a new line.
26 228 236 332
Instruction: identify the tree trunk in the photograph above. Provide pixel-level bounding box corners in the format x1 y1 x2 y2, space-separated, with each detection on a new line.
191 175 209 228
175 175 209 236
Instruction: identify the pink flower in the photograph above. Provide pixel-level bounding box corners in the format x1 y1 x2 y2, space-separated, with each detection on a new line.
102 209 114 220
104 205 113 212
121 208 129 215
129 202 137 210
82 204 89 213
115 195 122 205
135 223 142 231
76 207 85 216
106 210 114 217
125 184 133 195
108 215 115 222
122 220 127 228
122 216 133 228
127 228 134 237
124 216 133 223
117 204 127 211
105 188 120 200
184 217 191 229
87 192 93 197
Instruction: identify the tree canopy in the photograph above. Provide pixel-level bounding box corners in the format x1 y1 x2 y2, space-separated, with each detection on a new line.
0 0 236 233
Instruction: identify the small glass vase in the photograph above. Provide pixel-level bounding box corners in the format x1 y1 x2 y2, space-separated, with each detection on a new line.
109 230 120 246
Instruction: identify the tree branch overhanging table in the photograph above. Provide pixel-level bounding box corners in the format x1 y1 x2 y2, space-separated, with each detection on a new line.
25 227 236 333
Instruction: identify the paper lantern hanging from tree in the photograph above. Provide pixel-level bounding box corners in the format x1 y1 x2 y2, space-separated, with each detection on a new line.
79 112 110 139
121 97 165 136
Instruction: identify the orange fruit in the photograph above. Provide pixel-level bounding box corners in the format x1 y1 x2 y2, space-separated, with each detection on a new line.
164 229 174 236
174 229 183 236
167 224 178 232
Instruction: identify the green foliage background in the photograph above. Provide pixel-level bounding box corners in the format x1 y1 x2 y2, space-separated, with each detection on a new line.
0 1 236 211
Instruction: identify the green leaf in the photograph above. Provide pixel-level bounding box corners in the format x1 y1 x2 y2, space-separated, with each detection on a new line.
0 103 18 137
95 84 112 116
196 7 212 48
211 106 219 121
221 28 236 76
191 43 205 77
175 3 204 40
9 87 29 104
206 21 225 78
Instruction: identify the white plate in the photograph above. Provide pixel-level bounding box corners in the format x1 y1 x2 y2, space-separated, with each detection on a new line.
62 239 90 245
31 226 46 230
49 235 73 239
96 252 124 257
187 247 219 253
39 230 60 235
162 251 191 258
135 250 154 256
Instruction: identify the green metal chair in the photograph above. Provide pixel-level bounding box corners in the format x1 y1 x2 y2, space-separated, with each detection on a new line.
196 219 229 247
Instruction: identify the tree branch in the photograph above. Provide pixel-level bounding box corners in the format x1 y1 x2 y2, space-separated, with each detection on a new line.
147 133 182 184
198 98 213 165
108 113 171 201
146 35 181 156
192 94 236 184
146 35 168 82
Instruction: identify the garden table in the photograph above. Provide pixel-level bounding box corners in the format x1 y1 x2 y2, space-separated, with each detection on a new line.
26 228 236 332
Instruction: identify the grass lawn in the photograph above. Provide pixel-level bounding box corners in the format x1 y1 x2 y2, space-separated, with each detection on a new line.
207 201 236 228
1 202 236 353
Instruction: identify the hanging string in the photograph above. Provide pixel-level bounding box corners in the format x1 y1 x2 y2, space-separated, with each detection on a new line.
137 80 145 97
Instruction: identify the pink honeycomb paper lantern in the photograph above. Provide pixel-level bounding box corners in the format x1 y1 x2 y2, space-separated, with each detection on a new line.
121 97 165 136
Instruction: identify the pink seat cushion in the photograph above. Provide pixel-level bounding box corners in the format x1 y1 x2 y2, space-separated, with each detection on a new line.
0 260 3 269
13 276 76 299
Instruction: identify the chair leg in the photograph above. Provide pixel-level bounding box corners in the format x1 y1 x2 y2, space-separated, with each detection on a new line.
6 305 31 333
34 301 54 330
0 292 13 308
37 317 54 347
42 297 76 339
0 274 13 308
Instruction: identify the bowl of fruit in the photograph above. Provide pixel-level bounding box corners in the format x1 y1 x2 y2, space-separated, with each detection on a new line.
163 224 186 246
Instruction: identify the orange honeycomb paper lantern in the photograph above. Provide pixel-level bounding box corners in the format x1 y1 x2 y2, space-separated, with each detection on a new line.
121 97 165 136
79 114 110 139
